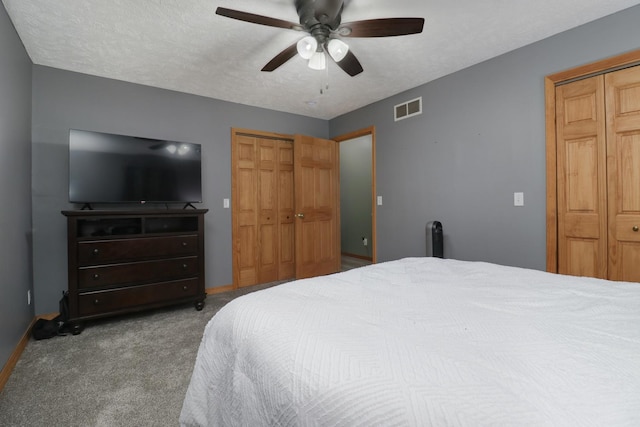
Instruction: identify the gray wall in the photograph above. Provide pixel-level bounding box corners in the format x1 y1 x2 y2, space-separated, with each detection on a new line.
330 5 640 270
6 1 640 366
31 66 328 314
0 5 33 370
340 135 372 257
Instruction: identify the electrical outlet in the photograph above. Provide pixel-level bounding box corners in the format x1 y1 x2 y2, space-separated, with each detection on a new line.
27 290 31 305
362 237 368 246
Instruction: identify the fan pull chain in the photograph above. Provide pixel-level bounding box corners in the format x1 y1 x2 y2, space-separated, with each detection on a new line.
320 60 329 95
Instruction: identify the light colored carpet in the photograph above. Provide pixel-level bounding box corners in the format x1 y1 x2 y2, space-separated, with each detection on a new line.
0 281 283 427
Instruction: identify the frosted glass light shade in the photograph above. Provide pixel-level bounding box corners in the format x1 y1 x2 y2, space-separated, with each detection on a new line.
296 36 317 60
327 39 349 62
308 51 326 70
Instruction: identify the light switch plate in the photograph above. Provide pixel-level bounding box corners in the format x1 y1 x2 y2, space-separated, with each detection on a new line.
514 192 524 207
377 196 383 206
223 198 230 208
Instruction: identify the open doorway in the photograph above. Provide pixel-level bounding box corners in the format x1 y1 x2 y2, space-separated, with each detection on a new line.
335 127 376 271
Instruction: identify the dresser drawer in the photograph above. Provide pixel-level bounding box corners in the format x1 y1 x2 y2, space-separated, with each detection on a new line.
78 235 198 266
78 278 199 317
78 256 198 289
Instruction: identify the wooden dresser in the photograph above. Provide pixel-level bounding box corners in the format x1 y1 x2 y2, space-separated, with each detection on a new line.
62 209 207 334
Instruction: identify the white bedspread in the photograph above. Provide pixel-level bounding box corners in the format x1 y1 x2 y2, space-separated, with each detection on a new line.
180 258 640 426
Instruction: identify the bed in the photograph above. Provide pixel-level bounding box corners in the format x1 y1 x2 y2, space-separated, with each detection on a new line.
180 257 640 426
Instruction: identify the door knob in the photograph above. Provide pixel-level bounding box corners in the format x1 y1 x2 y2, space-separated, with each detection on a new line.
295 213 305 219
634 225 639 232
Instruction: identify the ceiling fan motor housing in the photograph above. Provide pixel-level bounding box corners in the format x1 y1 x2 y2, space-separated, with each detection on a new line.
295 0 343 32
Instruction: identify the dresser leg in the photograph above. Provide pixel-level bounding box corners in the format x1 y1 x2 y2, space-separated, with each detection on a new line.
194 300 205 311
70 322 85 335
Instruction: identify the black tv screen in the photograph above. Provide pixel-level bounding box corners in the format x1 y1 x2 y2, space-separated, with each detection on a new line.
69 129 202 204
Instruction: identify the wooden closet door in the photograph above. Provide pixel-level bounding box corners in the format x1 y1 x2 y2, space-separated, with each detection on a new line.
277 141 295 279
555 76 608 278
605 66 640 282
257 139 278 283
233 135 259 287
232 131 295 287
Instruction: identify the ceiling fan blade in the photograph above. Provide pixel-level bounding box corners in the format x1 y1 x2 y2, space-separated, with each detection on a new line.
334 50 363 77
262 43 299 72
216 7 301 31
339 18 425 37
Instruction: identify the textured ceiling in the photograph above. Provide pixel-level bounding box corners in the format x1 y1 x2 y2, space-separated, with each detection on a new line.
4 0 640 119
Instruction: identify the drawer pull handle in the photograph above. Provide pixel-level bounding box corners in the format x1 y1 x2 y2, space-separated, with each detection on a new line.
182 264 188 270
182 242 188 247
634 225 639 232
94 299 100 305
183 286 188 291
93 248 99 255
93 274 100 280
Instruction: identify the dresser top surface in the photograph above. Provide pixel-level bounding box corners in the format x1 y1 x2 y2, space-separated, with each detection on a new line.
62 209 208 217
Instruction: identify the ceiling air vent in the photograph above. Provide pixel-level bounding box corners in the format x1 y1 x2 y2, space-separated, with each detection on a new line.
394 97 422 122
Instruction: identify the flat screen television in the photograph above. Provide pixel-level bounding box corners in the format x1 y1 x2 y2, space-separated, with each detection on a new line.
69 129 202 204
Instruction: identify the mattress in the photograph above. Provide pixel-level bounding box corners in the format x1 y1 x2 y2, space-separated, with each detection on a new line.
180 257 640 426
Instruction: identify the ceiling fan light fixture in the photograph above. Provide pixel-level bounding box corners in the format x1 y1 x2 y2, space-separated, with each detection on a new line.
296 36 318 60
327 39 349 62
308 51 326 70
216 4 424 77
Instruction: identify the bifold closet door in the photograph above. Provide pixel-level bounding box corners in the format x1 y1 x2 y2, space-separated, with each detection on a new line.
605 66 640 282
232 133 295 288
233 134 260 287
555 65 640 281
276 140 295 280
555 75 608 279
256 139 279 283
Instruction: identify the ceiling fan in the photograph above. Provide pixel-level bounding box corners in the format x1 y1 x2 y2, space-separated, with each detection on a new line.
216 0 425 76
